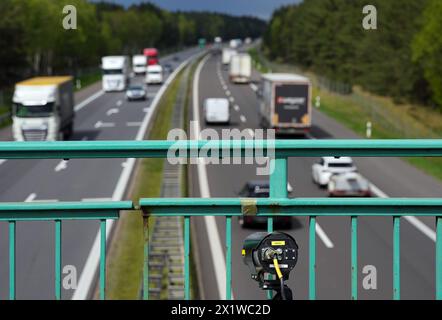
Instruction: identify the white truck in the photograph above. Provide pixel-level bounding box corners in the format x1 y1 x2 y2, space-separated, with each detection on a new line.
145 65 163 84
212 36 222 54
222 48 236 67
132 55 147 75
101 56 130 92
12 76 74 141
258 73 312 135
229 53 252 83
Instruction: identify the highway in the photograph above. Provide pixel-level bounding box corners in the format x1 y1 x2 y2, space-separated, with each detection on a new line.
190 52 442 300
0 47 200 299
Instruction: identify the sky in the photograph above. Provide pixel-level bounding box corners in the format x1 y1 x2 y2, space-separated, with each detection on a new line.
97 0 301 20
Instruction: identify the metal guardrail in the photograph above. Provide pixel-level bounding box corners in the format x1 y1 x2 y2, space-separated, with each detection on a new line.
0 139 441 300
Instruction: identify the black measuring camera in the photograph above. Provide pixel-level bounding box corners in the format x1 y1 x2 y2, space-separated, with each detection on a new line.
242 232 298 300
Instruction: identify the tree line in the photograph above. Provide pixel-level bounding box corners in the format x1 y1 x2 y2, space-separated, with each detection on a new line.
263 0 442 110
0 0 266 87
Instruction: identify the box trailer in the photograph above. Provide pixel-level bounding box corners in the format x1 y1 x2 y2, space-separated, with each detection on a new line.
222 48 236 66
229 53 252 83
259 73 312 135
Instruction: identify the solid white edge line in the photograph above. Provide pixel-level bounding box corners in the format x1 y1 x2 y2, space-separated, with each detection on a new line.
72 52 201 300
193 54 233 300
369 183 436 242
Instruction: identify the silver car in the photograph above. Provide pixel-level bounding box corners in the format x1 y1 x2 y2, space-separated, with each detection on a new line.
126 84 147 101
328 172 371 197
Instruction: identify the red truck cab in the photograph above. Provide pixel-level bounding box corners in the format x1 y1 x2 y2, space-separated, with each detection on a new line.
143 48 159 66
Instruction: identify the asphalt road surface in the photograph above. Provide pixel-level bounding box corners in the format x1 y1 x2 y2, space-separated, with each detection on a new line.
190 52 441 300
0 47 200 300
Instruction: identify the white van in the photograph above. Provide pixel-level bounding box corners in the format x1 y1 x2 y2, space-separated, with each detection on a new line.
204 98 230 124
145 65 163 84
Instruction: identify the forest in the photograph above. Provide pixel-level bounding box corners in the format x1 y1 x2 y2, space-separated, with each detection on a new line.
263 0 442 110
0 0 266 87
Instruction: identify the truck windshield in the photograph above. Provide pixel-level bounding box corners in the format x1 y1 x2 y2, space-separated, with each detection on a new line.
13 102 54 118
103 69 123 75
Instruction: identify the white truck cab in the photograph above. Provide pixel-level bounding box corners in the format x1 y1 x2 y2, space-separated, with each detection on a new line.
132 55 147 75
102 56 129 92
145 65 163 84
12 77 74 141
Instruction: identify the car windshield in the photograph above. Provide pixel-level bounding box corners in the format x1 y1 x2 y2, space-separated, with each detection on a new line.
103 69 123 75
13 102 54 118
328 163 353 168
251 185 269 197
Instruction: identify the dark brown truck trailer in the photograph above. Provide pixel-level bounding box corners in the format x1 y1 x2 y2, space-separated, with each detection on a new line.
259 73 312 135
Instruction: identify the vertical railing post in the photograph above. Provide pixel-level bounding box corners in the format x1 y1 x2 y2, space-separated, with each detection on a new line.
184 216 191 300
269 156 288 299
9 220 16 300
269 156 288 231
351 216 358 300
436 216 441 300
309 216 316 300
143 215 150 300
226 216 232 300
393 216 401 300
55 219 62 300
100 219 107 300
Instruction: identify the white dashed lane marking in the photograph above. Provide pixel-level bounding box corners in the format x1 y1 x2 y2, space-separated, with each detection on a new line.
54 160 68 172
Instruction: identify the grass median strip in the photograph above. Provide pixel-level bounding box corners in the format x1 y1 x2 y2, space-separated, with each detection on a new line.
106 69 185 300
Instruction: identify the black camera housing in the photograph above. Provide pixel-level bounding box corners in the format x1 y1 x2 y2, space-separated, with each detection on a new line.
242 231 298 285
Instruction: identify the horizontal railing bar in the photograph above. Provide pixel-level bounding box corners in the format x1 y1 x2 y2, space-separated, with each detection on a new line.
0 201 131 220
0 201 133 211
140 198 442 216
0 139 441 159
0 212 120 221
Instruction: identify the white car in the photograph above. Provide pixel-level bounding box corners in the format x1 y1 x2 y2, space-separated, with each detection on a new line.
328 172 371 197
312 156 357 187
204 98 230 124
145 65 163 84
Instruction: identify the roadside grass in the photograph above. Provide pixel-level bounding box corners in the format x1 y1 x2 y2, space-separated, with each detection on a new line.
250 47 442 182
75 72 101 92
106 69 185 299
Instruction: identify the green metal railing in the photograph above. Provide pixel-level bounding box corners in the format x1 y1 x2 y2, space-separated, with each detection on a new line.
0 139 442 300
0 201 132 300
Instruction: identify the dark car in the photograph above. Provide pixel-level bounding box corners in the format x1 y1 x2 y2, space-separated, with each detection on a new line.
164 63 174 73
237 181 292 229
